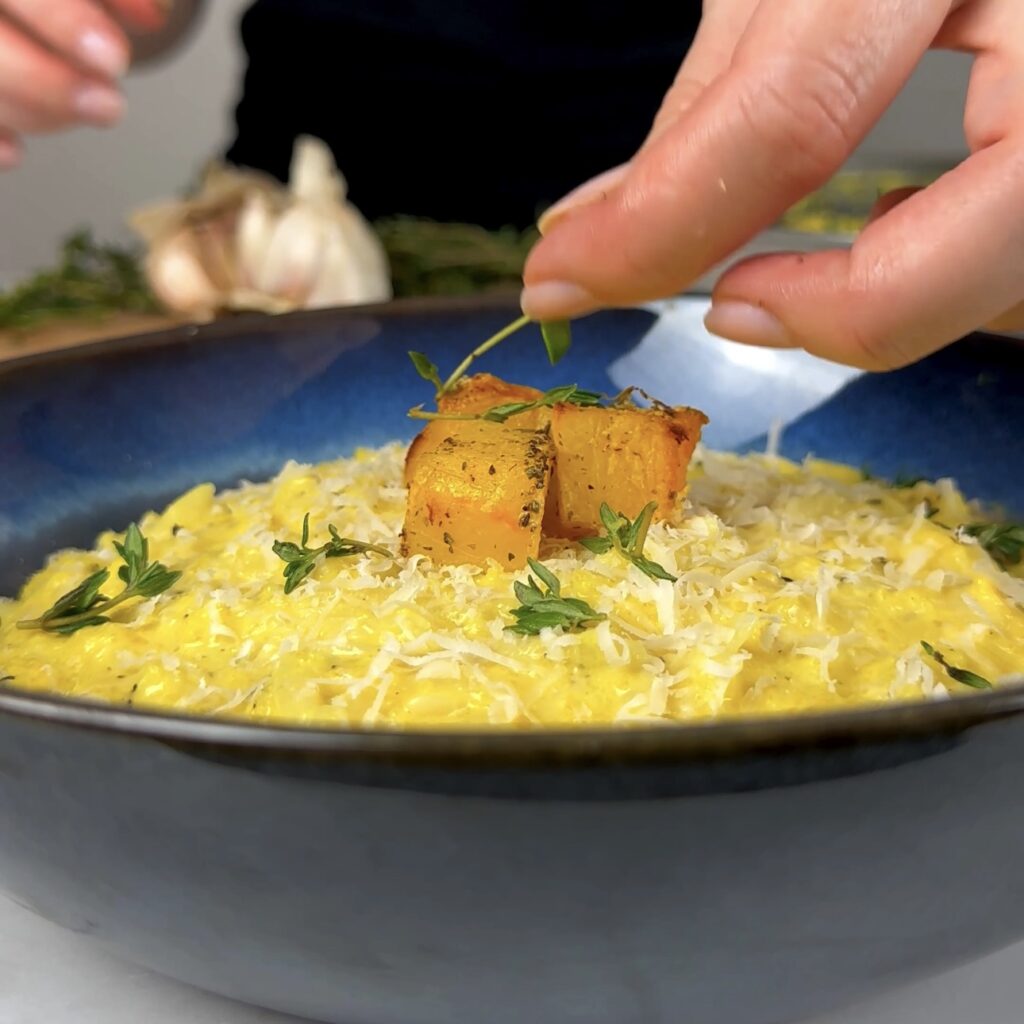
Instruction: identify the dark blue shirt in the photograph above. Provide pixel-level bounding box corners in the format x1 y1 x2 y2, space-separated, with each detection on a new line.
227 2 701 227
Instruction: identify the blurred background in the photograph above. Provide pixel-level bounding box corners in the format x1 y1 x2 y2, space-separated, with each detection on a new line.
0 1 973 346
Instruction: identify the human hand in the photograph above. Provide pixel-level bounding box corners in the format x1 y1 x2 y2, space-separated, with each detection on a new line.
523 0 1024 370
0 0 167 169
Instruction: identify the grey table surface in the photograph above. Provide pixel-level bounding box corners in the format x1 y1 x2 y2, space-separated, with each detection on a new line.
2 894 1022 1024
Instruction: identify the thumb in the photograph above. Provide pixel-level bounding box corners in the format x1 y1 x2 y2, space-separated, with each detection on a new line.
537 0 755 237
522 0 945 321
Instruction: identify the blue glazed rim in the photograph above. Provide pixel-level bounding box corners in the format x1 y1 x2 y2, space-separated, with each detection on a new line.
1 294 1021 763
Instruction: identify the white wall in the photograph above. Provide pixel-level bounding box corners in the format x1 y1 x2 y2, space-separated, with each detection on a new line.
0 12 971 281
858 51 971 169
0 0 249 279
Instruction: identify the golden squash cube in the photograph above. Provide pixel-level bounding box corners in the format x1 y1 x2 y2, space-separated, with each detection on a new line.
544 404 707 539
402 420 554 568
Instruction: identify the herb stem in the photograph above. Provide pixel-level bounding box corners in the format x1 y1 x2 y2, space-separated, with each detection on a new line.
438 314 531 396
16 590 134 631
407 407 483 422
632 504 654 553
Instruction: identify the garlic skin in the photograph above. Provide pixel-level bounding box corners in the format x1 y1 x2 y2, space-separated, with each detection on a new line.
144 228 220 319
131 136 392 319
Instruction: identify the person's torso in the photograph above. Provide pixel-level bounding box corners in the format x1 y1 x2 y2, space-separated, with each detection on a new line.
229 1 702 226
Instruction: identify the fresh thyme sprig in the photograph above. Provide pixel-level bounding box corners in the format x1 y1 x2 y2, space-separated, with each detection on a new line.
273 513 392 594
17 523 180 635
506 558 605 636
958 522 1024 570
579 502 678 583
920 641 994 691
408 315 572 402
408 383 603 424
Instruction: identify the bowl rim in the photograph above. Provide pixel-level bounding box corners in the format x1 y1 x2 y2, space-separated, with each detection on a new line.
0 682 1022 761
2 294 1020 763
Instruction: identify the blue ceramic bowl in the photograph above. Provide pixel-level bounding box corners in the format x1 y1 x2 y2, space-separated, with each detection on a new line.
0 296 1023 1024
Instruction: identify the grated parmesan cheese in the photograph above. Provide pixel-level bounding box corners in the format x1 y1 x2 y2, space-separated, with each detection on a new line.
2 443 1022 728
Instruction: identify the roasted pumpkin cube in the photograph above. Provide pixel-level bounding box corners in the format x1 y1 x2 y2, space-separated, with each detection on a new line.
437 373 549 430
543 404 707 539
402 420 554 568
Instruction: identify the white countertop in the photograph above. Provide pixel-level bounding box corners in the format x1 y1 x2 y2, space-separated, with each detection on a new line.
2 894 1022 1024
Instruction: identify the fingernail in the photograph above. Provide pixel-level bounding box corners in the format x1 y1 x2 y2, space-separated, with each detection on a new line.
538 164 630 235
73 84 125 125
0 137 22 169
704 301 792 348
520 282 599 320
77 29 129 78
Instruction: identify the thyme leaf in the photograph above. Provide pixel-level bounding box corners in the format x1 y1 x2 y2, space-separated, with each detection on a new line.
580 502 678 582
540 321 572 365
920 641 994 690
17 523 180 635
408 383 603 424
273 513 392 594
507 558 605 636
959 522 1024 570
407 315 573 402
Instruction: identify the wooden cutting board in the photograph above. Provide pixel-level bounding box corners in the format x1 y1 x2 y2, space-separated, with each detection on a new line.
0 312 187 362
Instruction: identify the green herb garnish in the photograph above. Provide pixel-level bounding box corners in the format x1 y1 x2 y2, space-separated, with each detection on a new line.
540 321 572 365
409 383 602 424
580 502 678 583
374 218 536 298
959 522 1024 570
408 314 572 401
892 474 926 488
0 229 158 334
17 523 180 635
408 352 442 393
506 558 605 636
273 513 392 594
920 641 994 690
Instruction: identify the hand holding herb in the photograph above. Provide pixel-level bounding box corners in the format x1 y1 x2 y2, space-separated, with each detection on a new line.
921 641 994 690
580 502 678 582
273 513 392 594
507 558 605 636
18 523 180 635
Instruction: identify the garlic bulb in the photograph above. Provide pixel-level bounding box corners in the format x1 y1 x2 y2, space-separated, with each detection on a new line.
131 136 392 319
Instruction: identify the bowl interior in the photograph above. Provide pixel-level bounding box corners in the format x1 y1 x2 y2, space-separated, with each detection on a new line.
2 296 1022 600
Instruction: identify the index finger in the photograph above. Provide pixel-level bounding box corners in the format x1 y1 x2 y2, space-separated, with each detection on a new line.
522 0 953 319
0 0 130 77
103 0 169 31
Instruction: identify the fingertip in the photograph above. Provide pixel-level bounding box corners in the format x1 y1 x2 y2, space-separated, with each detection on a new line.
0 135 22 169
703 299 795 348
77 28 130 79
73 83 126 126
115 0 171 31
520 281 600 321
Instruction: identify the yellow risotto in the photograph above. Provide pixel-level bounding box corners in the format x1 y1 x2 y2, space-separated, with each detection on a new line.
1 443 1022 727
